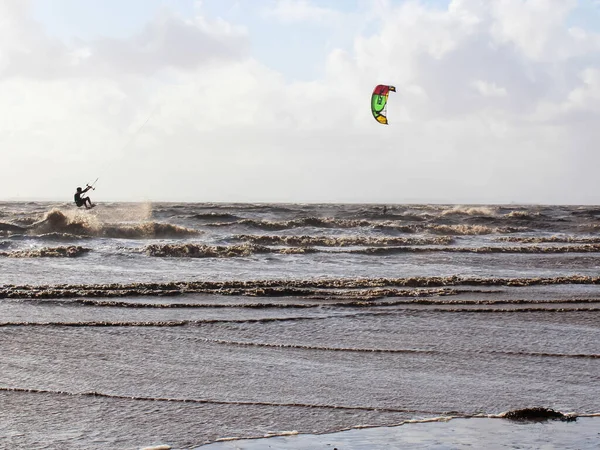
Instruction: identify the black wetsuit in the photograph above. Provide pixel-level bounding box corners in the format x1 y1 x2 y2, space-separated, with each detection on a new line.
74 192 84 207
74 189 92 208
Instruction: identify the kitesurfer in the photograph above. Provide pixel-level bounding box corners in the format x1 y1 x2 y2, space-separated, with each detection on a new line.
74 186 94 209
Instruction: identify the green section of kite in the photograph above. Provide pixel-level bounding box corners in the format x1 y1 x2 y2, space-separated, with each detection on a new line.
371 85 396 125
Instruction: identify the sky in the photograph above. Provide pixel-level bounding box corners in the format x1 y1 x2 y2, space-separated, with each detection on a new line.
1 0 600 203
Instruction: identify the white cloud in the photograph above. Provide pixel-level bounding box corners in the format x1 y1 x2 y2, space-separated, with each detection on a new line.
263 0 342 24
90 15 248 75
490 0 582 61
472 80 507 97
568 68 600 108
1 0 600 203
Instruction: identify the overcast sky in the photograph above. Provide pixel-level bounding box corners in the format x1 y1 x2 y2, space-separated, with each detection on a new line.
1 0 599 203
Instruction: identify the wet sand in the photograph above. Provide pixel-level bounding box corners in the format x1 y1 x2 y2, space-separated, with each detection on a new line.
199 416 600 449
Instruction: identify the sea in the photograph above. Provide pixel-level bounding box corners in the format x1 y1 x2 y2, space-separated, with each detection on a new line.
0 202 599 449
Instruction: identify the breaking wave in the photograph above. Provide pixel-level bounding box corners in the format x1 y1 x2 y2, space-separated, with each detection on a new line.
233 235 453 247
13 286 461 302
9 232 90 242
206 217 374 230
145 243 315 258
144 242 600 258
374 223 528 235
441 206 497 217
206 217 528 235
0 246 90 258
351 244 600 254
1 210 544 237
30 209 199 239
425 224 528 235
504 210 542 219
496 236 600 244
4 275 600 299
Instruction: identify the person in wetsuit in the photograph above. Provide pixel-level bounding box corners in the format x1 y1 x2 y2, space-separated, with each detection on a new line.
74 186 94 208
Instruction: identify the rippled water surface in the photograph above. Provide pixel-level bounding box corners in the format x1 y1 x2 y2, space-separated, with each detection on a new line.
1 202 599 449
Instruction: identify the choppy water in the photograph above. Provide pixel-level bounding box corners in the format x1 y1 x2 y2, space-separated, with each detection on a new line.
1 202 599 449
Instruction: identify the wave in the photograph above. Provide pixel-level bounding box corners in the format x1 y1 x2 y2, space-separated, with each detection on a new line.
6 387 591 421
100 222 199 239
11 217 39 226
399 306 600 313
0 316 331 327
185 338 600 360
374 223 528 235
378 213 431 222
503 210 542 220
9 232 90 242
206 217 375 230
202 338 437 354
496 236 600 244
30 209 199 239
2 274 600 292
15 286 461 302
145 242 600 258
0 246 90 258
7 276 600 293
2 384 595 450
145 243 315 258
441 206 497 217
206 217 528 235
436 207 551 223
42 305 597 315
66 296 600 308
491 350 600 360
4 275 600 299
0 222 27 235
571 208 600 219
0 387 432 414
425 224 528 235
2 313 598 357
579 224 600 233
185 213 240 221
372 223 422 233
233 235 454 247
351 244 600 254
63 299 325 308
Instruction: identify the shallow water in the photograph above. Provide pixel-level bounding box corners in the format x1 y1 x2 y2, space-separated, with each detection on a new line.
199 417 600 450
1 202 599 449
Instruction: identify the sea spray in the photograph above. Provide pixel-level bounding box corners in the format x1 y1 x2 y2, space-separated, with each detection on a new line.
29 209 199 239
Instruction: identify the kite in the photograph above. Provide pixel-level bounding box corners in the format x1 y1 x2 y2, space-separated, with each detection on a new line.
371 85 396 125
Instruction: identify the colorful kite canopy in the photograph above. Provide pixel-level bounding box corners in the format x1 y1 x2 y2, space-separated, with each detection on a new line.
371 85 396 125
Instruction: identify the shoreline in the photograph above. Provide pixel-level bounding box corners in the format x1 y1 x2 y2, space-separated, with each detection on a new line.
196 414 600 449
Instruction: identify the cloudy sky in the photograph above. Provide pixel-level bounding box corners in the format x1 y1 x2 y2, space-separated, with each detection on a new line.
1 0 599 203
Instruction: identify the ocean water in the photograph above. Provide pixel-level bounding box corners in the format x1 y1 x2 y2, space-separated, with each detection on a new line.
0 202 599 449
